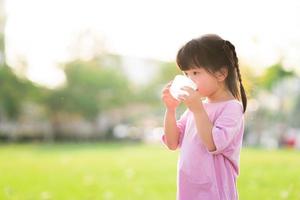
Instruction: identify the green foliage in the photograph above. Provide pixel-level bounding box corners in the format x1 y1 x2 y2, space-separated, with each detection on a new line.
0 33 4 55
153 62 182 84
45 59 132 120
239 64 257 98
259 63 294 91
0 65 42 119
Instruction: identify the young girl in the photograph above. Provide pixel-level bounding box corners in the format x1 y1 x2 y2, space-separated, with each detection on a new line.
161 34 247 200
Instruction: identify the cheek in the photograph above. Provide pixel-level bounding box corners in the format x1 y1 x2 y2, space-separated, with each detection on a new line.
195 78 218 94
197 85 212 95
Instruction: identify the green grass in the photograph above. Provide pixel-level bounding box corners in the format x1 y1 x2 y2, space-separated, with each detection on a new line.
0 143 299 200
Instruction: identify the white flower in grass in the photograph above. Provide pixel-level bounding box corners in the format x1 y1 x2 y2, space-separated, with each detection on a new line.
103 191 114 200
40 191 52 200
125 168 135 180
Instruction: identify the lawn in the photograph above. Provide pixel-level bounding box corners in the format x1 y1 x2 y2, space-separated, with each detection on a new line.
0 142 299 200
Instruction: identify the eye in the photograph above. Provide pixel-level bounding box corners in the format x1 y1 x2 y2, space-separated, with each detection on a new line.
193 71 199 75
183 72 188 76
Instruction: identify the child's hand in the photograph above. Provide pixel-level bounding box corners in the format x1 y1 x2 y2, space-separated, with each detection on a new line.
178 86 204 113
161 81 180 110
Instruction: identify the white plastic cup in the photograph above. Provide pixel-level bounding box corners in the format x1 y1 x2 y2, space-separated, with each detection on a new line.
169 75 197 100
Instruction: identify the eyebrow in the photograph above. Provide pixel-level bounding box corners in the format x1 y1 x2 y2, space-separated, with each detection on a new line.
183 69 201 73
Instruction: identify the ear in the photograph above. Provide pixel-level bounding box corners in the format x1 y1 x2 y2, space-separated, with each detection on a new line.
215 67 228 82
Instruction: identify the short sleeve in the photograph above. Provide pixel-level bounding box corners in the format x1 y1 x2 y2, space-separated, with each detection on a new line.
162 109 189 148
209 103 244 155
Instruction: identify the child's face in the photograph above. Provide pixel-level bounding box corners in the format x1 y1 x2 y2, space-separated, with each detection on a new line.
183 67 225 97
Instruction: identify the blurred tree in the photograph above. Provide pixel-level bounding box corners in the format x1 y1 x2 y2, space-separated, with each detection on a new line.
258 63 295 120
247 63 298 147
154 62 182 84
0 1 44 121
291 93 300 127
258 62 294 91
239 64 256 98
44 59 132 139
0 65 22 119
66 59 131 118
0 33 4 65
0 64 42 120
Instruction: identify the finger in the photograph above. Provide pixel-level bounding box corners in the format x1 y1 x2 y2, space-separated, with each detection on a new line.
181 86 194 93
162 85 172 92
162 83 172 93
178 94 188 101
162 89 169 94
162 93 172 99
166 81 173 87
162 94 177 101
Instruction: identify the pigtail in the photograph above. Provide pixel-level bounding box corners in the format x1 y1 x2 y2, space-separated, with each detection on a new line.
224 40 247 113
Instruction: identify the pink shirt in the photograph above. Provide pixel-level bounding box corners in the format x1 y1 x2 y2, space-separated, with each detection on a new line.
162 100 244 200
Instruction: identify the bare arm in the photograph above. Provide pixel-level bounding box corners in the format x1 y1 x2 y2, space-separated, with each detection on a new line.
163 109 180 150
192 108 216 152
161 82 181 150
179 86 216 152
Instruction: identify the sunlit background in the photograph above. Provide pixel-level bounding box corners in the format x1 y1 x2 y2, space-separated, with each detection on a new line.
1 0 300 199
